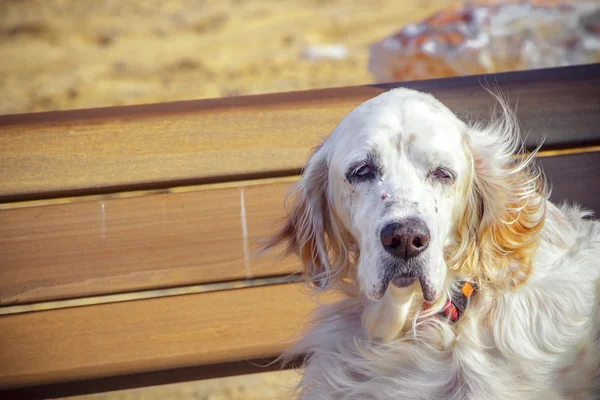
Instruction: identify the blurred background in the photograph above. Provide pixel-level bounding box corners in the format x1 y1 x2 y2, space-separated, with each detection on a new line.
2 0 598 116
1 0 598 398
1 0 456 115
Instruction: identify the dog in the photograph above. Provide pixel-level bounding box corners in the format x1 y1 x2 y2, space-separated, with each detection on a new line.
264 88 600 399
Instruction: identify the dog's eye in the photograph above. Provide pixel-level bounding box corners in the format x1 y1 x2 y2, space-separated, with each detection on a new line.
356 165 371 177
346 161 377 183
432 167 454 182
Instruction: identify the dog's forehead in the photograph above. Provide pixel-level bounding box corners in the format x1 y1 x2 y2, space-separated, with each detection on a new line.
331 89 463 154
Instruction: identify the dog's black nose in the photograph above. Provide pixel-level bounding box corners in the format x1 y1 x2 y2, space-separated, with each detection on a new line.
380 219 430 261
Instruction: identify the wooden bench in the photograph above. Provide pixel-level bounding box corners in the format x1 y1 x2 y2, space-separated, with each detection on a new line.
1 64 599 399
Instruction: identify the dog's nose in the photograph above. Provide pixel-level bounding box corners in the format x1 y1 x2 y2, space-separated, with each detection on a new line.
380 218 430 261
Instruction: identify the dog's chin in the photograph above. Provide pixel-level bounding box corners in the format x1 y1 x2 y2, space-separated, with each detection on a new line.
365 255 439 302
374 254 438 302
390 274 436 302
391 275 417 288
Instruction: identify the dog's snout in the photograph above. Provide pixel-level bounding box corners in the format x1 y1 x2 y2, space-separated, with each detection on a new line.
380 218 430 261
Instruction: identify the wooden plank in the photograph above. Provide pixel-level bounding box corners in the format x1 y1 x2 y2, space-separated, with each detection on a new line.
0 283 321 391
1 150 599 306
542 151 600 213
1 358 288 400
1 65 599 201
0 179 298 306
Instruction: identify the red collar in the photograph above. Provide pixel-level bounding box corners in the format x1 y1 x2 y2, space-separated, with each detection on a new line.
424 281 476 322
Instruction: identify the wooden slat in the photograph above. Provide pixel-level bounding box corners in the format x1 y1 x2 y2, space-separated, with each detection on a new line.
1 64 599 201
1 358 288 400
1 150 599 307
542 151 600 213
0 179 298 306
0 283 321 391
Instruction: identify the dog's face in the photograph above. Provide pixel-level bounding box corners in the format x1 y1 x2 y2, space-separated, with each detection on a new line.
268 88 543 307
325 90 471 302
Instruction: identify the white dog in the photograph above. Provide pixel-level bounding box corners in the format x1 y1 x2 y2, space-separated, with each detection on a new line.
265 88 600 399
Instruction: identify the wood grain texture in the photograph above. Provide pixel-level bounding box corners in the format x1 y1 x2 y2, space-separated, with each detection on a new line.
0 282 322 391
1 151 599 307
1 64 599 201
0 357 289 400
542 151 600 213
0 180 298 306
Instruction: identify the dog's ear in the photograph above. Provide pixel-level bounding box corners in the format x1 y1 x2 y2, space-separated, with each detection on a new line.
264 145 351 289
452 96 546 287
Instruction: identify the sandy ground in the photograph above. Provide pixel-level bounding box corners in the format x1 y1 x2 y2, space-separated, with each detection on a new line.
0 0 458 115
1 0 459 398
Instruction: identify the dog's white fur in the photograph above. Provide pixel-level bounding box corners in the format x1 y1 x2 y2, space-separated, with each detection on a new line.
266 88 600 399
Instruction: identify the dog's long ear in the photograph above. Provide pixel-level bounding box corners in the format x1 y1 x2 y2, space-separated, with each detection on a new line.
264 145 351 290
451 94 546 288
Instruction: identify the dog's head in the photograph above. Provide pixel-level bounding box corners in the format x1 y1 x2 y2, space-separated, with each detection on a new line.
267 88 544 305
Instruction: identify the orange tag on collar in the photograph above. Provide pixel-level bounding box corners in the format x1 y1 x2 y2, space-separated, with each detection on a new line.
461 282 474 298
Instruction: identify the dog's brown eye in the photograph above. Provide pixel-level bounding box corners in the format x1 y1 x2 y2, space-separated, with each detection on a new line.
433 167 453 181
356 165 371 176
346 160 378 184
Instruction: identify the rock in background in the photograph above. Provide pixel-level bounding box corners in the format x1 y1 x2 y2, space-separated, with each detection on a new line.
369 0 600 82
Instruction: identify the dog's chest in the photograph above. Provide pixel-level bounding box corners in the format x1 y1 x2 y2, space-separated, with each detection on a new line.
451 280 600 396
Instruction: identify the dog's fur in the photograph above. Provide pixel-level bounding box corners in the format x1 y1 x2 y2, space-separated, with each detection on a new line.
265 88 600 399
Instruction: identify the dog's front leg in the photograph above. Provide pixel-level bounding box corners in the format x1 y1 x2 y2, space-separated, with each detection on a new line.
361 281 420 342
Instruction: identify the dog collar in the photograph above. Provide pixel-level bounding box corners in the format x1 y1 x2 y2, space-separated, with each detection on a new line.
424 281 476 322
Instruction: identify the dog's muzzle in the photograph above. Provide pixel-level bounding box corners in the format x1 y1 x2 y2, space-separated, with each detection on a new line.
379 218 436 301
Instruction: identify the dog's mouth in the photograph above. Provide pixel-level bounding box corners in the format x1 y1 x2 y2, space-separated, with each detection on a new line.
378 264 436 302
391 275 417 288
391 274 435 302
369 256 438 302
